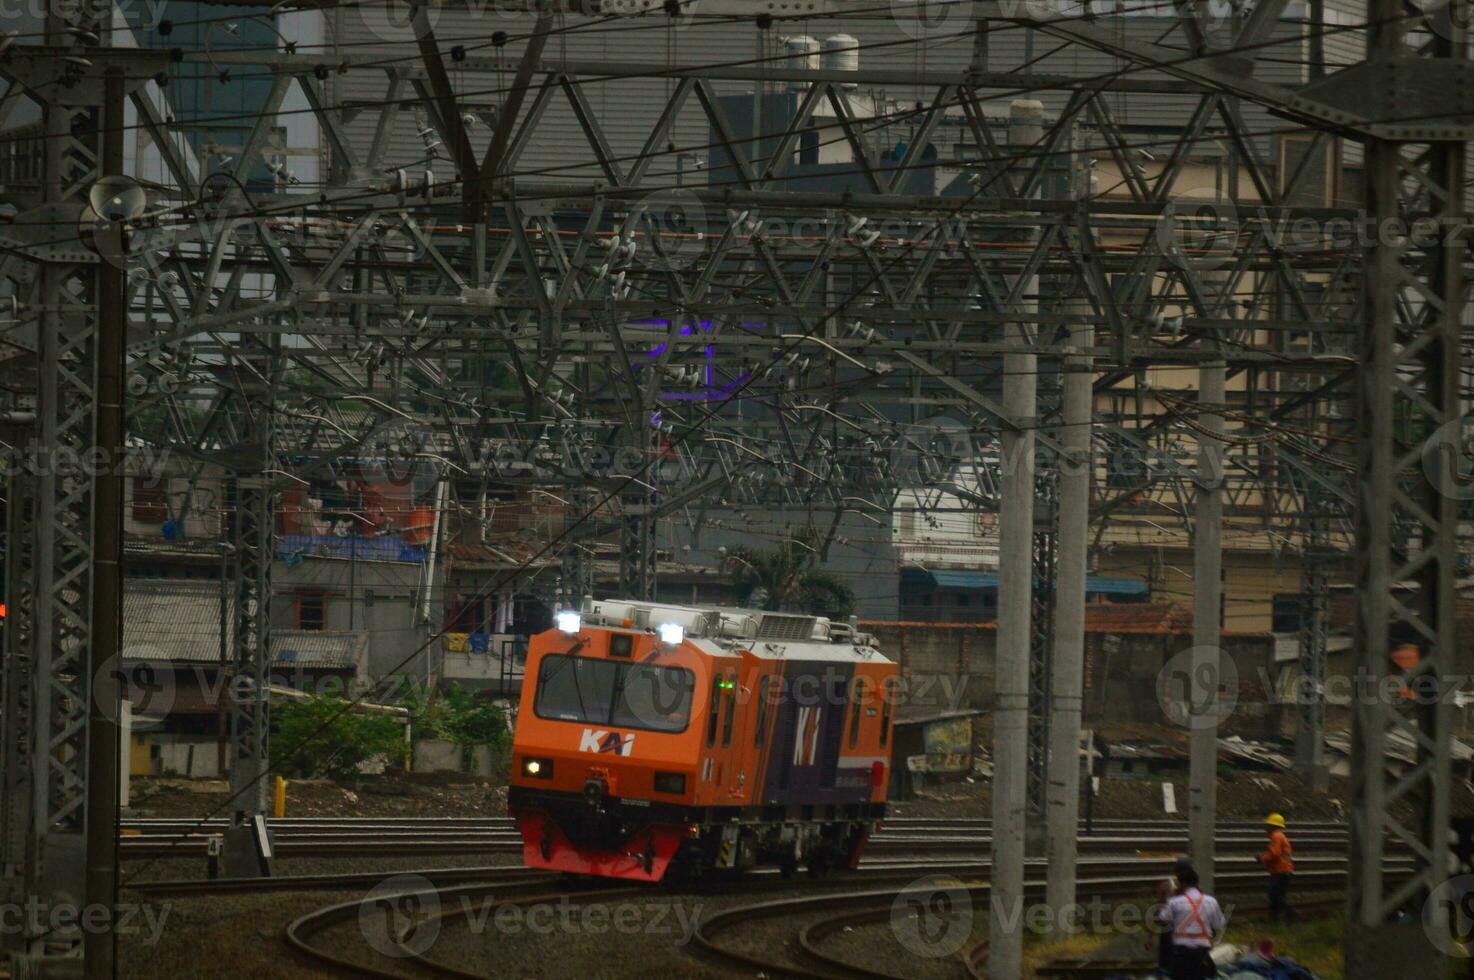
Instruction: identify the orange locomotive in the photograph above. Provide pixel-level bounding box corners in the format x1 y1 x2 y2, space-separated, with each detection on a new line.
508 599 897 882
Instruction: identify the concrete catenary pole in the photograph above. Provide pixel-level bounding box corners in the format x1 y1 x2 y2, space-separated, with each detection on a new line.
989 97 1042 980
1189 359 1226 890
1044 301 1093 916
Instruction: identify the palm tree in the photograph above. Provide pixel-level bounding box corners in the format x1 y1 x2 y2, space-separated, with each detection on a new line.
719 531 855 619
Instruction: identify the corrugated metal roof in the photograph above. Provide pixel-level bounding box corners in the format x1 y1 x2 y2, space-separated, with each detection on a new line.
123 579 365 667
270 630 367 669
125 578 234 663
1081 602 1194 635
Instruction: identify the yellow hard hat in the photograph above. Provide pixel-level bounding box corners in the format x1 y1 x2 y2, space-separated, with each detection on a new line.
1264 812 1286 829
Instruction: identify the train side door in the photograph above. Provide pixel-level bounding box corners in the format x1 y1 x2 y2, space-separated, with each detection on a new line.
723 662 759 799
817 670 850 788
768 663 853 796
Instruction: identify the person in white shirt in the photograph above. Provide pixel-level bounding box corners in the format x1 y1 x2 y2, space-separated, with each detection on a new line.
1152 856 1196 977
1165 866 1226 980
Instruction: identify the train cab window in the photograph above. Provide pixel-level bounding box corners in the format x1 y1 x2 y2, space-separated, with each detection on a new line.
880 678 894 747
848 678 867 747
534 654 694 733
614 664 695 731
706 673 724 746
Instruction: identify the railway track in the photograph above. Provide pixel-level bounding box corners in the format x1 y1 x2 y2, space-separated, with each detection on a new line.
117 816 1358 860
281 862 1008 978
120 832 1355 859
115 815 1376 975
119 811 1380 976
703 863 1411 980
120 813 1350 831
271 848 1392 979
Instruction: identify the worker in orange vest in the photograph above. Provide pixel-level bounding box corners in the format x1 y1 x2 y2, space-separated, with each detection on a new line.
1391 642 1420 701
1259 812 1295 922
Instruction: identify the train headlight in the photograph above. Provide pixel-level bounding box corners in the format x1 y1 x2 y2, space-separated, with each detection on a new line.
657 622 684 645
555 610 581 635
521 757 553 779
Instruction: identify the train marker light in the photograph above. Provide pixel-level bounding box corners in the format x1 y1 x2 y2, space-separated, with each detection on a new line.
657 622 684 645
555 610 581 635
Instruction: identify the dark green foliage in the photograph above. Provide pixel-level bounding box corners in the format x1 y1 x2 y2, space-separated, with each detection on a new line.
270 694 408 780
395 679 510 749
720 528 856 619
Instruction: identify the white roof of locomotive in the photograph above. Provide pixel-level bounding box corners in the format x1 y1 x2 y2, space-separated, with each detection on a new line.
576 597 891 664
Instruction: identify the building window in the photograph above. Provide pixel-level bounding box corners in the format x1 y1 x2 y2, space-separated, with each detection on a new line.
1271 593 1309 634
297 591 326 631
132 476 168 523
446 596 484 634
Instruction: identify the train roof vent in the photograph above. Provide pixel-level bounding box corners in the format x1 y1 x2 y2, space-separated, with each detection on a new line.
754 614 817 641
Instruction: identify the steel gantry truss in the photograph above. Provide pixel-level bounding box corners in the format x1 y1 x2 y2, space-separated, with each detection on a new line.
0 0 1470 975
0 2 115 967
1344 0 1471 972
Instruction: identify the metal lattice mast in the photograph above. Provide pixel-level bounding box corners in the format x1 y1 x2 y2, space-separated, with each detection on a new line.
560 489 597 604
19 9 109 962
1295 483 1331 789
1026 446 1059 852
1345 0 1467 970
0 468 37 933
226 353 277 873
82 68 128 979
618 506 657 601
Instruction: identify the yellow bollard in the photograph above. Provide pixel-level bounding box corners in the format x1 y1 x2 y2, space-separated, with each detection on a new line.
274 775 287 818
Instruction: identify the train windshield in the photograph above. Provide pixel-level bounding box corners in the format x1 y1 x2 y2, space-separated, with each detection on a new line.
533 655 695 734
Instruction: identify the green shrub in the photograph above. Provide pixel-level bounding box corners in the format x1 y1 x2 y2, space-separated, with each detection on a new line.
394 678 510 749
270 694 408 780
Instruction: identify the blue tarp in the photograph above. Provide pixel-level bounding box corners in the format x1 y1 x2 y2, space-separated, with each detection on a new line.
277 533 428 564
903 567 1149 597
923 569 1000 590
1085 575 1151 597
